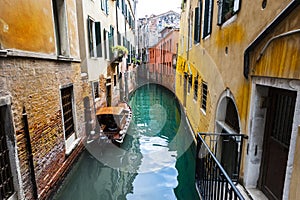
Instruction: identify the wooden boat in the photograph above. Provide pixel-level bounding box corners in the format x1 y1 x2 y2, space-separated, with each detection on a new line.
94 102 132 145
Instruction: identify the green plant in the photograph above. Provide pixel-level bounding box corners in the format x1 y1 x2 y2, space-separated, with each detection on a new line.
132 57 141 64
112 45 129 56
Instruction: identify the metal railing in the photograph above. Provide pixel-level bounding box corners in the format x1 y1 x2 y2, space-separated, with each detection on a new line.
196 133 248 200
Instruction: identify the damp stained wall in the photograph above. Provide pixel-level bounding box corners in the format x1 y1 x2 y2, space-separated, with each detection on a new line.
0 0 56 53
175 0 298 135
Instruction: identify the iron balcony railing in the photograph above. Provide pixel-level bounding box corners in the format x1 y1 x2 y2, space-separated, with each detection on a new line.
196 133 248 200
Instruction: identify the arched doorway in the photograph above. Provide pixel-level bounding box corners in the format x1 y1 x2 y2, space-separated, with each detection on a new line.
215 90 241 180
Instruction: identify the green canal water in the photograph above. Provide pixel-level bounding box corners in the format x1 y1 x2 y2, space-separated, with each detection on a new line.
53 84 199 200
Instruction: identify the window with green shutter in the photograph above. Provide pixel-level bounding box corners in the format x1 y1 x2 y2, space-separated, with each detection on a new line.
203 0 213 38
95 22 102 57
194 1 202 44
87 17 95 57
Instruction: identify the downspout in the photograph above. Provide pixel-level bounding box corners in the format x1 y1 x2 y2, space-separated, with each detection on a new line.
22 107 38 199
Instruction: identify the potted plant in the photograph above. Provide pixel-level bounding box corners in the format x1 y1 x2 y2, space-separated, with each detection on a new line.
112 45 128 61
132 57 141 65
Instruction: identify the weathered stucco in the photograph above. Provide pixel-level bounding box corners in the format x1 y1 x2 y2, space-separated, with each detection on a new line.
0 0 56 54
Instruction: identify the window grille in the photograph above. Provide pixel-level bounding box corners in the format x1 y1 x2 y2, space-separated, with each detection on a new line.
188 75 193 94
201 81 208 111
93 82 99 99
194 76 198 101
61 86 75 139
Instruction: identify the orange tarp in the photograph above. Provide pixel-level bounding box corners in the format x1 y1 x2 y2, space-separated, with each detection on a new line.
96 107 124 115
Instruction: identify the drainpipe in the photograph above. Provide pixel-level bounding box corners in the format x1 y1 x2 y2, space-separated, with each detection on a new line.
22 107 38 199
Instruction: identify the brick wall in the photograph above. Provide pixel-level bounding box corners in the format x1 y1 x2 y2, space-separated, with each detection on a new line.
0 57 91 199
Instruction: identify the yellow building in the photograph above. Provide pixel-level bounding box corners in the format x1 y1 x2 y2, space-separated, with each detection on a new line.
176 0 300 199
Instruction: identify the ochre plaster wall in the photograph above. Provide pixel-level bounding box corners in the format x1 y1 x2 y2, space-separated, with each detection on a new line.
0 0 56 54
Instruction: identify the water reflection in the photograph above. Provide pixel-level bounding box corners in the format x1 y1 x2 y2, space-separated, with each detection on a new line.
54 84 199 200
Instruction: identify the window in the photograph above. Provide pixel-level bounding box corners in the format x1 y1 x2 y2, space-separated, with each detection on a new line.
52 0 69 56
188 12 193 49
93 82 99 99
194 76 198 101
217 0 240 25
101 0 108 15
203 0 213 38
103 29 108 59
194 1 202 44
201 81 208 111
113 75 117 87
109 26 115 60
0 106 14 199
88 18 102 58
122 0 125 14
225 98 240 132
61 86 75 139
117 31 121 45
87 17 95 57
95 22 102 57
188 75 192 94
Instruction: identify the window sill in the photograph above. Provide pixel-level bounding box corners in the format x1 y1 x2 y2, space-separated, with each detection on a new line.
65 137 81 156
219 14 238 28
200 108 206 115
2 49 80 62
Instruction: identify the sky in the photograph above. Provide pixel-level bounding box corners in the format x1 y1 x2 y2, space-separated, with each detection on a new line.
136 0 182 18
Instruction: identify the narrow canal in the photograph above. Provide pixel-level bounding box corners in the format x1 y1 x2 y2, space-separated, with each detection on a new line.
53 84 199 200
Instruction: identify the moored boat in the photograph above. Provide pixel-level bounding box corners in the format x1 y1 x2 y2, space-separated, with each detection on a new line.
93 102 132 145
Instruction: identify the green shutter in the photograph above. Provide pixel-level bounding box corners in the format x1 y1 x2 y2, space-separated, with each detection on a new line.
87 17 94 57
95 22 102 57
203 0 213 38
194 7 200 43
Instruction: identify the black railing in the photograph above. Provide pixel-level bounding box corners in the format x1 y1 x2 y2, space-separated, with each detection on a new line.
196 133 248 200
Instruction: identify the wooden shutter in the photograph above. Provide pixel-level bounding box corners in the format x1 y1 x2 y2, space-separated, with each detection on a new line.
87 17 94 57
194 7 200 43
95 22 102 57
203 0 209 36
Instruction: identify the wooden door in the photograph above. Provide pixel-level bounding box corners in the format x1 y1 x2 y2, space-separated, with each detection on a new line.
260 87 296 200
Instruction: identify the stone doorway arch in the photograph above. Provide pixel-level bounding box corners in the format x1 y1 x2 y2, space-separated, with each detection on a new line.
215 89 241 180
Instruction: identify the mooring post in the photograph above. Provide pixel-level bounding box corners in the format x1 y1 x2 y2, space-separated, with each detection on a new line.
22 107 38 199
